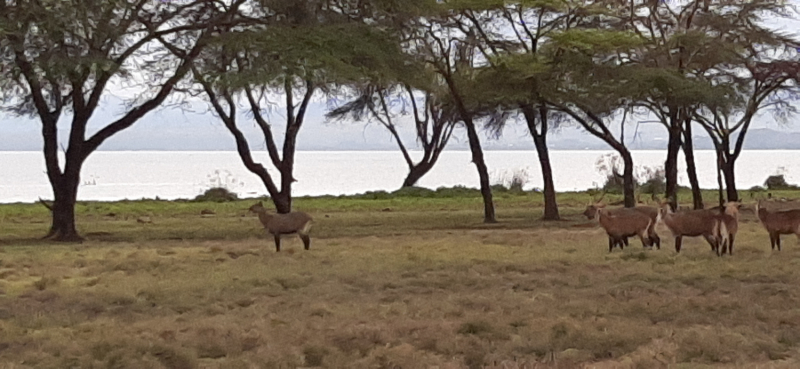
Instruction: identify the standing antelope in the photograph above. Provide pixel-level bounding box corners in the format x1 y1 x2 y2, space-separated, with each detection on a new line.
714 202 741 256
584 204 654 252
659 203 726 255
755 200 800 251
249 201 314 252
583 204 661 249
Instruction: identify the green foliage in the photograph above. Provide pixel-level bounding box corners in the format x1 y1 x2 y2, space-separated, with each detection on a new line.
434 186 482 198
547 29 643 54
194 188 239 203
392 186 437 198
210 22 414 89
638 166 666 197
492 168 530 193
764 174 799 190
350 190 393 200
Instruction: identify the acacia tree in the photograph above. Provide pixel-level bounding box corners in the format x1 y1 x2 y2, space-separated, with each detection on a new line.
400 6 498 223
695 61 800 203
327 84 457 188
452 0 592 220
675 0 800 203
543 29 645 207
187 2 407 212
615 0 800 208
0 0 239 241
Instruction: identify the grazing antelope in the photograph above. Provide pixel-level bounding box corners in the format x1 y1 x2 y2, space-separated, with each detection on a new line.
659 203 727 255
584 204 654 252
249 201 313 252
755 200 800 251
583 204 661 249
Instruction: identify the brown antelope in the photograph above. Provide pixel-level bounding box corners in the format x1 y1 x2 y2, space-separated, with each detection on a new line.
583 204 661 249
714 202 741 256
658 203 727 255
755 200 800 251
249 201 313 252
584 204 654 252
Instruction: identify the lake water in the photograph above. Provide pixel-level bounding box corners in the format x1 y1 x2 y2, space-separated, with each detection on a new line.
1 150 799 203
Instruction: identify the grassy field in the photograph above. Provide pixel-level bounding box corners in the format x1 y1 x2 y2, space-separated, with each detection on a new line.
1 188 800 368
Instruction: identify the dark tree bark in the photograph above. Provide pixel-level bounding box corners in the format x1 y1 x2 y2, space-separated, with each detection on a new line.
620 150 636 208
721 160 738 202
682 118 704 209
440 72 496 223
463 117 496 223
521 104 559 220
715 151 725 207
402 162 434 188
663 113 682 211
44 169 82 241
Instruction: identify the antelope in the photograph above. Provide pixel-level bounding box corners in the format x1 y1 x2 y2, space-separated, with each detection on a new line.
248 201 314 252
715 202 741 256
583 204 661 249
584 204 654 252
755 200 800 251
658 202 731 255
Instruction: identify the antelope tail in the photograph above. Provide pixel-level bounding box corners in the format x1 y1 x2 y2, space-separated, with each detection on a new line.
717 218 729 245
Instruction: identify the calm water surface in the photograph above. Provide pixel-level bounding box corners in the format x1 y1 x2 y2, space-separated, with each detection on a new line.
1 150 799 203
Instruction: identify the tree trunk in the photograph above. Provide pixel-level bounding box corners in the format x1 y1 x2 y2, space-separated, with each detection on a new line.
533 132 560 220
44 170 83 242
664 124 682 210
441 73 495 223
621 150 636 208
463 119 496 223
682 120 703 209
402 162 434 188
272 190 292 214
721 158 738 202
522 104 559 220
716 151 725 207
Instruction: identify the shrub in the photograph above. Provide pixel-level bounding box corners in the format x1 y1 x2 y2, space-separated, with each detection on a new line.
637 166 666 196
595 154 625 194
392 186 436 198
352 190 393 200
764 174 798 190
194 187 238 202
491 168 530 193
601 174 625 194
435 186 481 198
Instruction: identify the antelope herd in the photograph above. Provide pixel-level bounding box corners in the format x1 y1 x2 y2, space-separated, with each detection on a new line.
585 198 800 256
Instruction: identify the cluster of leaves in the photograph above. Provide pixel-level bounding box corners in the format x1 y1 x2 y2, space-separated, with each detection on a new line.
194 187 239 202
595 153 665 195
764 174 799 191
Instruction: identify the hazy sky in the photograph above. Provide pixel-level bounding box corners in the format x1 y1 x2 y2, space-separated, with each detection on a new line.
2 3 799 152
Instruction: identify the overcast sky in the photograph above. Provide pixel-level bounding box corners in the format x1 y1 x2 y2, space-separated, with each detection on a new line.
2 2 799 152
